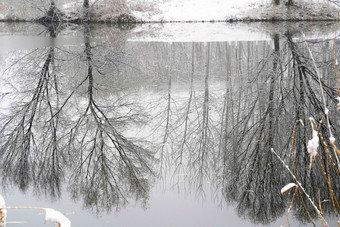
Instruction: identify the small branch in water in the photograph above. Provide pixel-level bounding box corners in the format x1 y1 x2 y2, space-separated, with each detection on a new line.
271 148 328 226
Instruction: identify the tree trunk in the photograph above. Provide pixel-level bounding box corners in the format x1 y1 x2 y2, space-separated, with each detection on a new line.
83 0 90 20
286 0 293 7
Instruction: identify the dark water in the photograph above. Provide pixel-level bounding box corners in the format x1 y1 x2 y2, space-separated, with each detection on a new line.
0 22 339 226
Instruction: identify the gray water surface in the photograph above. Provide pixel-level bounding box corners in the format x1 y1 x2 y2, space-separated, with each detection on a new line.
0 22 339 227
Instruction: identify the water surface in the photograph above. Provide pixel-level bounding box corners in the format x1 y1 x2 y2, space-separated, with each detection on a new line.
0 21 339 226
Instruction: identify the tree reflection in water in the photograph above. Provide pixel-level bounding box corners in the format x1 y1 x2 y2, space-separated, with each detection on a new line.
0 23 65 197
0 24 156 214
147 31 340 224
68 24 155 213
0 23 339 225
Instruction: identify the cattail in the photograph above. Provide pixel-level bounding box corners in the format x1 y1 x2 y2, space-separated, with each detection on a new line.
0 195 6 227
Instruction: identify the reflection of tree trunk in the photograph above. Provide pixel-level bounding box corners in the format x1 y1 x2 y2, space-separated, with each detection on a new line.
286 32 315 182
0 32 62 196
268 34 279 149
233 35 287 224
68 25 153 213
196 43 210 190
236 43 243 126
160 76 171 174
179 43 195 163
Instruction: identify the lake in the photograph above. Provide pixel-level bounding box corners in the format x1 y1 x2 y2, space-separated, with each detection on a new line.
0 21 339 226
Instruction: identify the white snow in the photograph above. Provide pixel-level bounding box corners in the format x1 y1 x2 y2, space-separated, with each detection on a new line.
307 129 319 159
45 208 71 227
298 119 304 126
281 183 296 195
0 194 6 227
139 0 269 22
127 0 335 22
57 0 340 22
336 97 340 110
325 107 329 115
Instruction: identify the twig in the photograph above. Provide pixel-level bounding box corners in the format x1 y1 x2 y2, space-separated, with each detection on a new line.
302 32 340 169
334 12 340 96
271 148 328 226
283 187 297 227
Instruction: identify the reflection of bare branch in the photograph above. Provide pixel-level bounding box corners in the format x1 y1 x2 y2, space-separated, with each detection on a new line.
158 77 172 179
69 26 155 213
0 45 64 197
191 43 211 195
172 43 196 183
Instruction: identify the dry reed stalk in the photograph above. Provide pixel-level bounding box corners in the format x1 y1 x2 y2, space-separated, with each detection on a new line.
281 119 317 225
0 206 44 210
302 31 340 169
283 187 297 227
316 115 340 176
271 148 328 226
334 12 340 96
311 120 340 211
311 120 340 226
324 141 340 226
282 119 305 226
316 153 340 210
330 141 340 156
0 210 4 227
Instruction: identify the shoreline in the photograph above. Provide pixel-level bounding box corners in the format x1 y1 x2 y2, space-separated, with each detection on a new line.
0 17 337 24
0 0 338 25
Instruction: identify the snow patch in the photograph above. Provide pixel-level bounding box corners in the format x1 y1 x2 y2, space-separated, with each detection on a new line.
307 130 319 159
336 97 340 110
298 119 304 126
45 208 71 227
281 183 296 195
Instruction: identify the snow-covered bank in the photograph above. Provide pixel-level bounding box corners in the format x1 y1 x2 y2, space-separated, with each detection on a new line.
0 0 339 23
128 0 339 22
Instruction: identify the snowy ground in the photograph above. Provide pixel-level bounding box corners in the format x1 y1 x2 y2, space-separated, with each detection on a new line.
129 0 270 21
0 0 338 22
128 0 338 22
